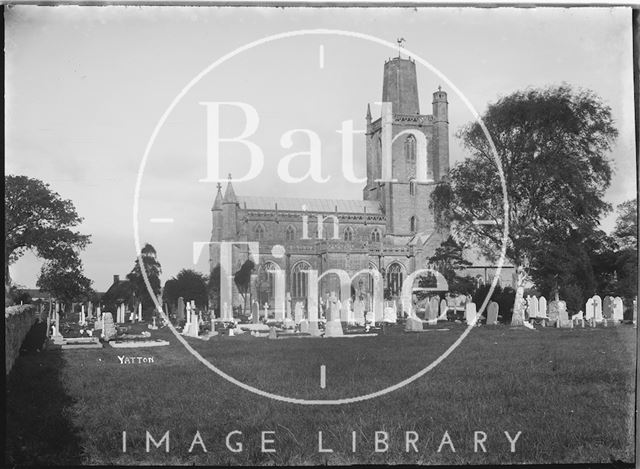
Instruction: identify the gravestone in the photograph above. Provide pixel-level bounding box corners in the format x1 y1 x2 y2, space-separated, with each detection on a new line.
252 300 260 324
354 299 365 325
299 320 310 334
285 292 292 321
547 300 561 327
465 302 477 325
556 301 572 328
613 297 624 321
383 304 396 323
404 317 423 331
294 301 304 324
102 313 117 340
177 297 185 323
585 297 595 321
511 288 526 326
268 326 277 340
429 297 439 318
593 295 603 322
525 296 534 319
530 296 540 319
571 311 584 327
325 294 344 337
422 302 430 321
603 296 614 319
487 301 499 325
538 296 547 318
439 299 448 318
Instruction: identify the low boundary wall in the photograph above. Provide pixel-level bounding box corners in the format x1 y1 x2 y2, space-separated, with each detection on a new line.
5 304 37 375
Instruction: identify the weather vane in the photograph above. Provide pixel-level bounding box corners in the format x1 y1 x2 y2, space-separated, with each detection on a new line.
397 37 405 58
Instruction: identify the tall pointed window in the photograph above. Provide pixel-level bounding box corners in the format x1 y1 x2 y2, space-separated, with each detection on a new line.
255 224 266 240
291 261 311 299
386 263 405 297
405 135 416 164
343 226 354 241
409 178 416 196
410 216 417 233
370 228 381 242
285 225 296 241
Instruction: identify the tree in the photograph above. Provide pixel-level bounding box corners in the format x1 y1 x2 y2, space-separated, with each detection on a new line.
431 85 617 313
5 175 91 292
36 254 93 314
162 269 208 310
126 243 162 318
234 259 255 314
613 198 638 250
427 236 474 294
610 198 638 301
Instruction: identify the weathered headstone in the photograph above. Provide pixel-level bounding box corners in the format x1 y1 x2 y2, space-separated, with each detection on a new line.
465 302 477 325
429 297 439 318
439 299 448 319
603 296 614 319
177 297 185 323
299 319 310 334
268 326 278 340
102 313 117 340
487 301 499 325
538 296 547 318
593 295 603 322
294 301 303 324
511 287 526 326
585 297 595 321
252 300 260 324
547 300 561 327
285 293 292 321
613 297 624 321
404 317 423 331
354 299 365 325
556 301 572 328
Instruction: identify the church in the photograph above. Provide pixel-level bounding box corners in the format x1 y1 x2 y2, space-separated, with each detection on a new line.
208 54 484 314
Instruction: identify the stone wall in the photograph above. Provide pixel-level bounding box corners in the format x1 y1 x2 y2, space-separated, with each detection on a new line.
5 304 37 375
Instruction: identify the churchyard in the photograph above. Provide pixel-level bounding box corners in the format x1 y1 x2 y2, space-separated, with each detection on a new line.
6 294 637 466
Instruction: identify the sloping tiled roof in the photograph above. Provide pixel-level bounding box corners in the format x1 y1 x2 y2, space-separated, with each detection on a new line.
237 196 383 214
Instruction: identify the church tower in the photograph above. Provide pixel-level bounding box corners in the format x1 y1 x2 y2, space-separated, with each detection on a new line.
363 54 450 240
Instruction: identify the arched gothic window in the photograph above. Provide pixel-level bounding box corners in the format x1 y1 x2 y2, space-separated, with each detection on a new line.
409 179 416 196
257 261 279 305
285 225 296 241
370 228 381 242
386 262 405 297
409 216 417 233
255 224 266 240
291 261 311 299
343 226 354 241
405 135 416 164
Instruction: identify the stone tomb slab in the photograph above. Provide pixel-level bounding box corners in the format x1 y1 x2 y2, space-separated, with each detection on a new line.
109 339 170 348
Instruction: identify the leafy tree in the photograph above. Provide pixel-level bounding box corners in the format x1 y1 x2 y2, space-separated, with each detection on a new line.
162 269 208 310
610 198 638 301
427 236 474 294
5 175 91 293
234 259 255 314
431 85 617 313
36 254 93 314
613 198 638 250
126 243 162 318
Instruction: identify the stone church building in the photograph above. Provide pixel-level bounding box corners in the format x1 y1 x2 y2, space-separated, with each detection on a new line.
208 55 506 314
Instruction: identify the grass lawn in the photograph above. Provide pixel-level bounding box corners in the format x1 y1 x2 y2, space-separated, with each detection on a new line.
6 322 637 465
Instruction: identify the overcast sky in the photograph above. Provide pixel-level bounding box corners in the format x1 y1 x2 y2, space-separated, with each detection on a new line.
5 6 636 291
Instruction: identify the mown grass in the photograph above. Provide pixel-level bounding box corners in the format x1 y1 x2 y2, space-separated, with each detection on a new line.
6 322 637 465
